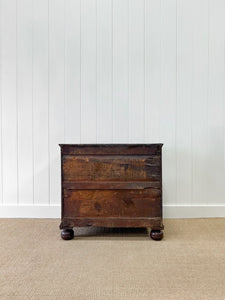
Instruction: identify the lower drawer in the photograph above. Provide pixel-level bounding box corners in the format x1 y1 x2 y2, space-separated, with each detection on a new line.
63 189 161 218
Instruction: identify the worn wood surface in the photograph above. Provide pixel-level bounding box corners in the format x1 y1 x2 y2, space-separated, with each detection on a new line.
60 217 164 230
60 144 162 155
63 155 160 181
63 181 161 190
63 189 161 218
60 144 164 237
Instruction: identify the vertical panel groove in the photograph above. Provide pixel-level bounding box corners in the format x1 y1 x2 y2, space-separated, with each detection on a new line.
191 6 194 206
143 0 145 142
111 0 114 142
32 0 34 204
96 0 97 142
64 0 66 144
175 0 178 205
127 0 129 143
159 0 162 142
80 0 82 143
0 0 2 204
16 0 19 204
48 0 50 204
206 0 210 205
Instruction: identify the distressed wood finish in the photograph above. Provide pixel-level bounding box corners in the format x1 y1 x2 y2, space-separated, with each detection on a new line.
63 189 161 217
63 155 160 181
60 144 164 240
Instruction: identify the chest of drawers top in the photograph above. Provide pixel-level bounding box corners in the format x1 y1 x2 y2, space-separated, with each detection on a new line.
60 143 163 155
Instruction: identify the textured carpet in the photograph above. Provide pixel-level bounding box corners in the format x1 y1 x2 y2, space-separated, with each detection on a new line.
0 218 224 300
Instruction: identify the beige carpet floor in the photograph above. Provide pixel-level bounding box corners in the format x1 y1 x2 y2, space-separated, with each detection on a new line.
0 218 224 300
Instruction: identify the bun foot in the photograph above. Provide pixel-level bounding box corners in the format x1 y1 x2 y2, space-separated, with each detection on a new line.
150 230 163 241
61 229 74 240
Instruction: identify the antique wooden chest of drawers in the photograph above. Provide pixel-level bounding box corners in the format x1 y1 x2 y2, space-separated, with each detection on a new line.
59 144 164 240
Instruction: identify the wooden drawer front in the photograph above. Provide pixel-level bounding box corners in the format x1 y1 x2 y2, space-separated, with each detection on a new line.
63 189 161 218
63 155 160 181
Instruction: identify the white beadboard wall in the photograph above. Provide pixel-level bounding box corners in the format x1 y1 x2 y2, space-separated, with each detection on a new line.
0 0 225 218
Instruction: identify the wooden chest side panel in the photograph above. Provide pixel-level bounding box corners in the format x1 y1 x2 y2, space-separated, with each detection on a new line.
63 189 161 218
63 155 160 181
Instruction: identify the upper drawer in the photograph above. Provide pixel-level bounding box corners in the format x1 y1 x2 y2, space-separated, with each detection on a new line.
62 155 161 181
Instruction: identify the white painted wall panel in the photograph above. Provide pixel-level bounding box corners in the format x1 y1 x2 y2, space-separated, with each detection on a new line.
191 0 209 205
0 0 3 204
160 0 177 206
33 0 49 204
96 0 113 143
128 0 145 143
65 0 81 144
113 0 129 143
176 0 193 205
145 0 161 143
80 0 97 143
1 0 18 204
0 0 225 217
17 0 33 204
207 0 225 205
49 0 65 205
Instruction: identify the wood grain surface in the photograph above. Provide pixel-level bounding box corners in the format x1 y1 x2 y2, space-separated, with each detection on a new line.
60 144 163 235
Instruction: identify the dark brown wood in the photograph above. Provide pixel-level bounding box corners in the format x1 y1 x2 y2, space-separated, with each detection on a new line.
60 144 162 155
61 229 74 240
60 217 164 229
63 189 161 217
59 144 164 239
63 155 160 181
150 230 164 241
63 181 161 190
